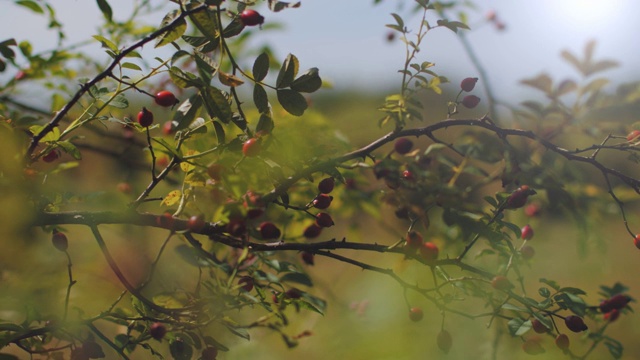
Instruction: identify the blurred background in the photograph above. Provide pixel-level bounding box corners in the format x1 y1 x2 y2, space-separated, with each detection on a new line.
1 1 640 359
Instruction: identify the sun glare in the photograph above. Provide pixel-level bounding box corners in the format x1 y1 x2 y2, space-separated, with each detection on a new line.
549 0 625 33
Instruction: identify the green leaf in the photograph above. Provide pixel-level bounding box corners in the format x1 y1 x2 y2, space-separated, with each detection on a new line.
253 52 270 82
222 18 244 38
15 1 44 14
553 293 587 316
269 0 301 12
184 331 202 350
290 67 321 93
51 93 66 112
194 50 217 83
501 303 527 312
277 89 307 116
253 84 269 113
152 138 182 158
173 94 203 131
156 10 187 48
92 35 118 52
599 282 629 298
0 39 17 49
202 86 232 123
18 41 32 57
390 13 404 29
202 336 229 352
538 287 551 298
175 244 210 267
276 53 299 88
188 6 219 42
153 293 186 309
531 313 552 330
279 272 313 287
539 278 560 291
187 117 207 134
121 62 141 71
297 300 323 315
108 93 129 109
124 50 141 58
30 125 60 143
96 0 113 22
423 143 447 156
170 50 191 66
507 318 528 336
559 287 587 296
56 141 82 160
256 113 274 134
114 334 136 353
169 339 194 360
169 66 201 88
182 35 212 50
225 324 250 340
516 320 533 336
212 121 225 145
605 339 623 359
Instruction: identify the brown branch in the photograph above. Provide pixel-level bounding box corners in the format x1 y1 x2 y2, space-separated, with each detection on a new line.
264 118 640 207
26 4 208 159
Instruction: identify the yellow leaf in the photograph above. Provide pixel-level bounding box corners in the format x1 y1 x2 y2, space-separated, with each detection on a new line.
161 190 181 206
180 150 199 172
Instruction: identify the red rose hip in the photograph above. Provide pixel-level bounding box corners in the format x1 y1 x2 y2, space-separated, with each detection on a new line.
505 185 536 209
419 242 439 262
149 322 167 340
155 90 178 107
42 150 59 163
408 307 423 322
564 315 588 332
555 334 570 350
460 77 478 92
259 222 281 240
315 212 334 228
51 230 68 252
461 95 481 109
437 330 452 354
301 251 314 265
531 319 548 333
201 346 218 360
317 177 335 194
242 138 261 157
187 215 206 232
238 276 254 292
521 224 534 240
240 9 264 26
137 107 154 127
405 231 424 249
394 138 413 155
303 224 322 238
312 194 333 209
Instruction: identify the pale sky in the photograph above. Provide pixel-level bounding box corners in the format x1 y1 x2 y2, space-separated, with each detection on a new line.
2 0 639 102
